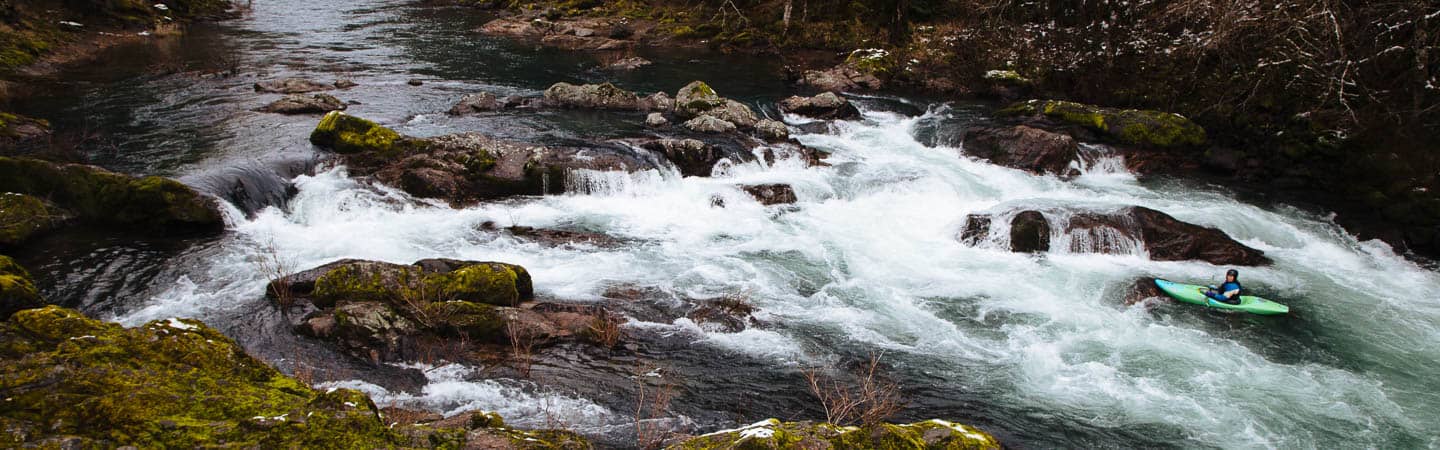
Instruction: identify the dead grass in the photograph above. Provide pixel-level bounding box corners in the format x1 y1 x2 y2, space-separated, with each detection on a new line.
633 364 679 450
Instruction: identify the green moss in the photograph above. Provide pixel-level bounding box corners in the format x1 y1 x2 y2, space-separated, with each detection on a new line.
1022 100 1206 148
845 49 896 76
312 264 394 307
0 193 60 248
428 263 524 306
0 255 42 319
0 157 222 234
309 111 425 158
423 301 504 341
1041 100 1107 130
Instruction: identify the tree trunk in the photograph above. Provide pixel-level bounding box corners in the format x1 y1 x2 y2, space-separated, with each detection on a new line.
783 0 792 34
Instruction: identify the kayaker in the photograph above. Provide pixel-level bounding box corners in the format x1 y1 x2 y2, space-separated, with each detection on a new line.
1201 269 1243 305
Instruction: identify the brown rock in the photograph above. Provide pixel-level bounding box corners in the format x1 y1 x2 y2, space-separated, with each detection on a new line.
741 184 798 205
964 125 1079 177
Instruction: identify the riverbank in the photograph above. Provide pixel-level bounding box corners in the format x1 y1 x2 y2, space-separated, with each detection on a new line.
462 0 1440 260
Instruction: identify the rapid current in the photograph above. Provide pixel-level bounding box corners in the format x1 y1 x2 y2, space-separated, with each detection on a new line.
9 0 1440 448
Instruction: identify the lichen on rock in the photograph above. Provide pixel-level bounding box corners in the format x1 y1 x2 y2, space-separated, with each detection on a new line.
310 111 426 158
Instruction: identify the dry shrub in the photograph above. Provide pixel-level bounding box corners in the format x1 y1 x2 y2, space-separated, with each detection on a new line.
507 320 542 377
634 364 679 450
254 239 296 310
802 352 904 427
584 306 624 349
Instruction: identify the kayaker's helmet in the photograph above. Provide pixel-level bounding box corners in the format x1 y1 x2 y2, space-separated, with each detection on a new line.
1226 269 1239 278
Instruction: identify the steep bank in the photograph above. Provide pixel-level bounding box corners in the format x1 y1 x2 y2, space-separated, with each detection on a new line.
465 0 1440 259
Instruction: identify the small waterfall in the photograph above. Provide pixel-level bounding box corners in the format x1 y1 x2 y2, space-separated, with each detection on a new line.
562 168 672 196
960 206 1148 257
1072 143 1128 175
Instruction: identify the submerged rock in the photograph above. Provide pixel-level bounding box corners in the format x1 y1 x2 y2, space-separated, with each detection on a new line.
999 100 1206 148
0 157 224 235
447 92 501 115
0 255 41 318
254 77 333 94
671 418 999 449
604 56 652 70
258 93 346 114
0 193 69 248
0 305 589 449
740 183 798 205
777 92 861 120
963 124 1079 177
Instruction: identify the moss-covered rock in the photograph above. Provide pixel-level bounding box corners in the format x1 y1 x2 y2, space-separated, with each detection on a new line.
309 259 533 308
309 111 427 158
673 80 757 127
670 419 999 450
1000 100 1206 148
0 192 68 248
0 255 41 318
0 306 592 448
0 157 223 235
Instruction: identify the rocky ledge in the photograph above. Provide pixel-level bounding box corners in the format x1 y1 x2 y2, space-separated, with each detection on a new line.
0 157 224 249
269 258 617 364
961 206 1271 266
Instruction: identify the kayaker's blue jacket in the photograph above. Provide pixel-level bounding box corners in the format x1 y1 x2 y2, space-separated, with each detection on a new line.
1206 281 1242 304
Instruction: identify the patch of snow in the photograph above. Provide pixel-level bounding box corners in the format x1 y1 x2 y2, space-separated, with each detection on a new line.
162 318 196 331
59 21 83 27
153 3 169 11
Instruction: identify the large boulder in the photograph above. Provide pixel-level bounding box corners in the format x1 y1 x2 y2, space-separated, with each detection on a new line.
309 111 426 158
0 255 42 318
674 81 758 128
543 82 662 110
1010 210 1051 253
296 259 534 308
963 125 1079 176
999 100 1206 148
0 306 587 449
672 418 999 449
777 92 861 120
0 193 69 248
253 77 334 94
257 93 346 114
0 157 224 235
1118 206 1270 265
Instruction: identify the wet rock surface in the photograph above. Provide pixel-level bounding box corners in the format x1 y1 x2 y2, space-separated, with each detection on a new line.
963 124 1079 177
258 93 347 114
778 92 861 120
254 77 335 94
962 207 1271 265
0 157 224 238
741 183 798 206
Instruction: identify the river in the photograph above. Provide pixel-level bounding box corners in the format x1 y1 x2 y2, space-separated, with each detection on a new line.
9 0 1440 448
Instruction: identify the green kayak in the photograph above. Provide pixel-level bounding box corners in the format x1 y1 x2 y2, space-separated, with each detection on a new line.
1153 279 1290 315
